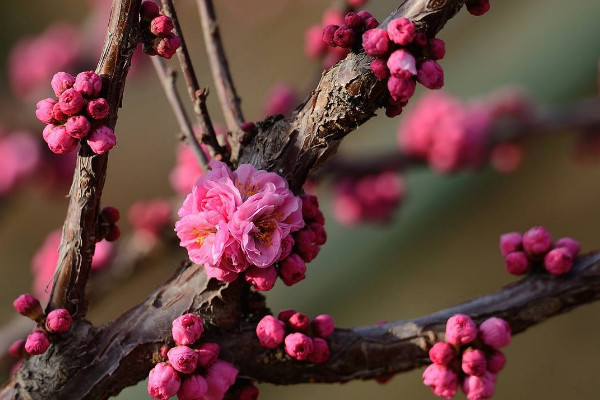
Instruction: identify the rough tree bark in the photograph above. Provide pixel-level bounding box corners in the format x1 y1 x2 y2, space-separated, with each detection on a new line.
3 0 599 399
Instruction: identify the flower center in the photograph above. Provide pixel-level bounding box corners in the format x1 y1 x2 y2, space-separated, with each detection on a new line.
192 227 216 245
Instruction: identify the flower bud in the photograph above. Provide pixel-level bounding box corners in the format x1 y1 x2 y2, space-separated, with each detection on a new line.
308 337 330 363
504 251 530 275
479 317 511 349
172 313 204 345
522 226 552 256
13 294 42 320
370 58 390 80
140 1 160 20
387 76 416 104
87 125 116 154
416 60 444 90
65 115 91 139
244 265 277 291
8 339 26 359
555 237 581 257
45 308 73 333
344 12 363 30
387 49 417 78
25 330 50 355
288 312 309 332
428 38 446 60
256 315 285 349
167 345 198 374
150 15 174 36
156 34 181 59
333 26 356 48
284 332 314 361
486 350 506 374
58 88 85 116
74 71 102 98
51 72 75 97
293 229 319 262
544 247 574 275
277 309 296 323
429 342 455 365
147 362 181 400
52 102 68 123
36 98 57 124
387 17 415 45
177 375 208 400
462 348 487 377
322 25 339 47
46 125 79 155
87 98 110 120
311 314 335 339
462 371 495 400
195 342 220 368
364 17 379 30
466 0 491 16
445 314 477 346
205 360 238 400
277 235 294 262
279 254 307 286
422 364 458 399
500 232 522 256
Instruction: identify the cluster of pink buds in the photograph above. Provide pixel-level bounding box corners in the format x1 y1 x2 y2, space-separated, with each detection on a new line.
98 205 121 242
355 15 446 117
399 91 531 173
466 0 491 16
148 313 239 400
35 70 116 155
256 310 334 363
333 171 405 226
500 227 581 276
140 1 182 59
175 161 326 290
11 294 73 358
423 314 511 400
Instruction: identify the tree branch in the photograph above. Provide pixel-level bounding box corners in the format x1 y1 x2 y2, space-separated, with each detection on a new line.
160 0 228 162
48 0 141 317
196 0 246 159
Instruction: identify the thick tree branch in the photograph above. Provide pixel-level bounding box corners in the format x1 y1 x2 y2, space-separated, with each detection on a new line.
151 56 209 170
48 0 141 317
196 0 246 159
160 0 228 161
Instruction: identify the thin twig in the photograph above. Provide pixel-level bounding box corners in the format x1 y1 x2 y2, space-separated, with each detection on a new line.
160 0 228 162
196 0 245 160
151 56 209 170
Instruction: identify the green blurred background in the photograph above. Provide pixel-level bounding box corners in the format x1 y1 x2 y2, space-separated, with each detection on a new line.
1 0 600 399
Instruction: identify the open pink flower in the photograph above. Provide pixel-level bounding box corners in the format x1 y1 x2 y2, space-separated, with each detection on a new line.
175 212 229 266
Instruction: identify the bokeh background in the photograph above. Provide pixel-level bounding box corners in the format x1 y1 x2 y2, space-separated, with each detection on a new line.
1 0 600 399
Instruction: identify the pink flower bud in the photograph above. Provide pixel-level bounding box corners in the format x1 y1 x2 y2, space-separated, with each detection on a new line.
486 350 506 374
172 313 204 345
555 237 581 257
25 330 50 355
45 308 73 333
344 12 363 30
284 332 314 361
279 254 307 286
51 72 75 97
387 17 415 45
544 247 574 275
500 232 522 256
277 309 296 323
102 205 120 223
46 125 79 155
428 38 446 60
87 125 116 154
311 314 335 339
362 28 390 57
322 25 339 47
141 1 160 20
466 0 491 16
387 49 417 78
462 371 495 400
36 98 57 124
58 88 85 116
74 71 102 98
238 384 260 400
277 235 294 262
356 11 373 21
148 362 181 400
160 345 169 360
522 226 552 256
156 34 181 59
178 375 208 400
417 60 444 90
387 76 416 103
167 345 198 374
9 339 25 358
196 342 220 368
422 364 458 399
414 32 428 47
445 314 477 346
52 103 68 123
462 348 487 377
105 225 121 242
293 229 319 262
288 312 309 332
370 58 390 80
205 360 238 400
86 98 110 120
245 265 278 291
504 251 530 275
385 104 403 118
429 342 455 365
300 194 320 220
151 15 174 36
305 25 327 58
308 337 330 363
479 317 511 349
65 116 91 139
256 315 285 349
13 294 42 320
309 223 327 246
364 17 379 31
333 26 356 48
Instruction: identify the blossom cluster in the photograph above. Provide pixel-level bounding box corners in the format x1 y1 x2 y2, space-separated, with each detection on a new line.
175 161 326 290
148 313 239 400
355 14 445 117
140 1 182 59
399 91 531 173
35 70 116 155
32 229 114 301
500 227 581 276
333 171 405 226
423 314 511 400
256 310 335 363
10 294 73 362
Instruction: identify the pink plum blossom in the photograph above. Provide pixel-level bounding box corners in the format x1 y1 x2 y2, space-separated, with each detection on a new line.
256 315 285 348
422 364 458 399
172 313 204 346
148 362 181 400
